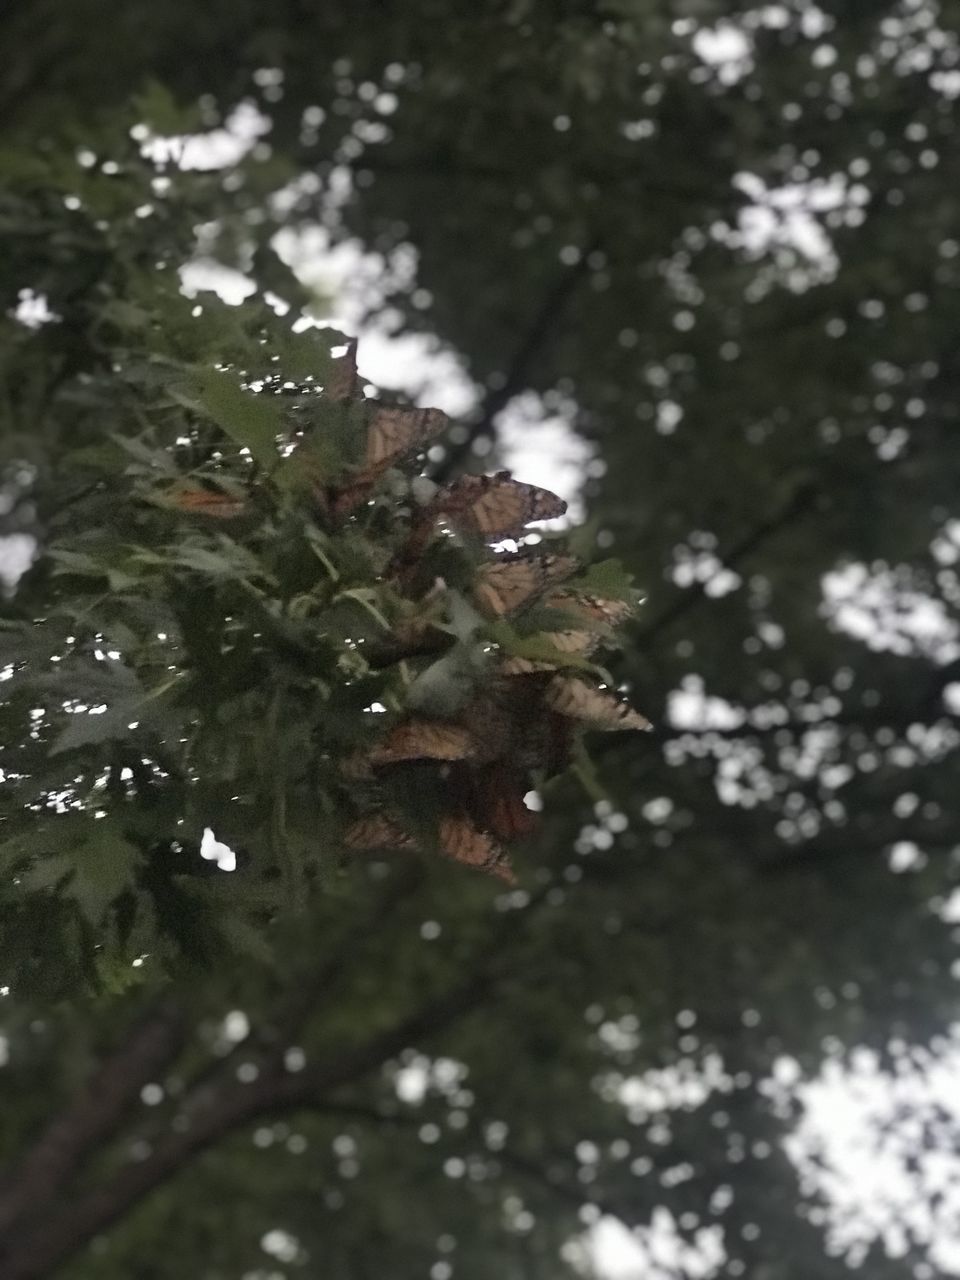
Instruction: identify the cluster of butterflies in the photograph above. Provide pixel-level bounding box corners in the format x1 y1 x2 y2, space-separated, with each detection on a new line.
166 343 650 885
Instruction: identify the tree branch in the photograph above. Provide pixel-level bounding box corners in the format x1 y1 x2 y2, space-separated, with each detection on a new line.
431 239 599 482
637 480 819 647
0 912 514 1280
0 996 185 1241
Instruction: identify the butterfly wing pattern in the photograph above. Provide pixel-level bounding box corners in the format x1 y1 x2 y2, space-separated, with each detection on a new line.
473 551 580 617
174 341 651 884
331 404 450 516
431 471 567 539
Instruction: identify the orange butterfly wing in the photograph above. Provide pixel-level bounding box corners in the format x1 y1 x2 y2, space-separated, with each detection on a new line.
345 812 516 885
546 593 635 626
344 814 417 852
434 472 566 540
471 762 540 841
368 720 479 765
474 552 579 616
437 815 517 885
167 486 247 519
544 676 651 731
499 628 600 674
332 404 449 516
364 405 449 472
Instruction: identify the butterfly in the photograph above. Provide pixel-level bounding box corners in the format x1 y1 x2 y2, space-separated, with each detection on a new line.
544 676 651 731
363 405 449 473
164 485 247 519
344 810 515 884
473 552 579 616
469 761 541 841
499 628 600 675
432 472 566 541
546 593 636 627
343 813 417 852
368 719 479 766
332 404 449 516
437 815 517 884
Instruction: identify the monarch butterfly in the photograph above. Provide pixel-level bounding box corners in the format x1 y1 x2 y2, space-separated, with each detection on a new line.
165 485 247 519
364 405 449 472
344 811 515 884
369 720 479 765
343 813 416 851
332 404 449 516
470 762 541 841
546 593 636 627
544 675 651 731
438 815 517 884
474 552 579 616
433 472 566 540
499 628 600 674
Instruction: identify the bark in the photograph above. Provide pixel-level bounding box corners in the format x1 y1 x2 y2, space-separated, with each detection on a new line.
0 997 185 1241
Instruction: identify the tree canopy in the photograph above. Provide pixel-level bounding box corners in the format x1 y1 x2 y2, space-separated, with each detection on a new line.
2 3 960 1278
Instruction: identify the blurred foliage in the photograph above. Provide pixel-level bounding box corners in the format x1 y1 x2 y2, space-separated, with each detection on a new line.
2 3 960 1279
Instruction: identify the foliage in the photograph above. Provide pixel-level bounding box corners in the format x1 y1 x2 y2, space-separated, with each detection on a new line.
0 134 647 999
2 4 960 1279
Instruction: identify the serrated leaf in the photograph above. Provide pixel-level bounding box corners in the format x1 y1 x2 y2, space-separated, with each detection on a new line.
110 432 180 476
14 819 141 926
172 368 283 467
153 537 271 584
47 546 142 592
572 558 639 601
66 825 142 925
273 326 338 383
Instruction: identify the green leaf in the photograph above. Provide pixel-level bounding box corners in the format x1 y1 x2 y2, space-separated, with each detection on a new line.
49 696 146 755
65 825 142 925
572 557 641 601
14 820 142 926
110 432 181 476
273 326 338 384
0 828 68 876
132 79 203 135
47 546 142 591
486 622 603 674
20 853 74 893
151 536 272 584
171 368 284 467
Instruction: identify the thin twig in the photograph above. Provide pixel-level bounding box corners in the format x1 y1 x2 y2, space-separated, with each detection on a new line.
636 480 819 648
431 238 599 483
